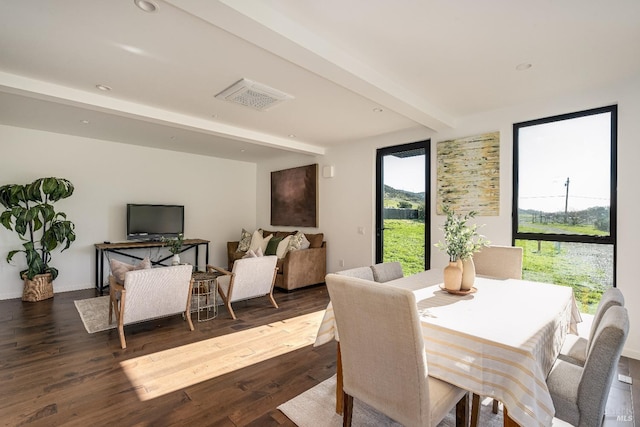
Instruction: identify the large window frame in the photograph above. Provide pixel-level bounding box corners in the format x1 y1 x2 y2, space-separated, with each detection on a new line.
512 105 617 285
375 140 431 272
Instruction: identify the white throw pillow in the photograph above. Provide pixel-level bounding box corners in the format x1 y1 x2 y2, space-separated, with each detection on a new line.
249 230 272 253
255 246 264 257
276 235 292 258
287 231 306 252
242 249 257 258
299 233 311 250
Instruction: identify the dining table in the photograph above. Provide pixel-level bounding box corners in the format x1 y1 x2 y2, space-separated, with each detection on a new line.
314 269 582 427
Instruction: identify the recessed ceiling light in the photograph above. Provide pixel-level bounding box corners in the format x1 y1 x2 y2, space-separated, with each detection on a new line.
516 63 532 71
373 108 384 113
96 84 112 92
134 0 157 13
80 120 90 124
288 134 296 138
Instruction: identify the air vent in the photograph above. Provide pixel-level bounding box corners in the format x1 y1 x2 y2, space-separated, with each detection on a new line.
215 78 294 111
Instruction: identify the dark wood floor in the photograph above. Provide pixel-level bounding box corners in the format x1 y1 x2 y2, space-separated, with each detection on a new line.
0 285 335 426
0 284 637 426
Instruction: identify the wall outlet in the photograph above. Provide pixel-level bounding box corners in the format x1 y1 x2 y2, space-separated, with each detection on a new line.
339 259 345 267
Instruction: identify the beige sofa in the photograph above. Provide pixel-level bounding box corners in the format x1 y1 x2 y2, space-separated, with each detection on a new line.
227 229 326 291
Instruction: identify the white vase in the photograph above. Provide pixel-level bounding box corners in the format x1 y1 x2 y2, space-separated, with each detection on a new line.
461 257 476 291
172 254 180 265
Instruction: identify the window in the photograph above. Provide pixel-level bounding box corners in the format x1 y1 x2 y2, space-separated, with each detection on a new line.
513 106 617 313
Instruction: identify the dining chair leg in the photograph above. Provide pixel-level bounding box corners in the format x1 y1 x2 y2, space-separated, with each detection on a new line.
343 392 353 427
336 342 344 414
455 393 469 427
471 393 480 427
492 398 499 413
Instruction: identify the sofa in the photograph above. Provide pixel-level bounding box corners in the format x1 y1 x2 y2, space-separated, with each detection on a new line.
227 229 326 291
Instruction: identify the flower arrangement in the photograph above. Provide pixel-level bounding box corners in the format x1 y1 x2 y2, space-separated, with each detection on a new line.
435 205 489 262
162 233 184 255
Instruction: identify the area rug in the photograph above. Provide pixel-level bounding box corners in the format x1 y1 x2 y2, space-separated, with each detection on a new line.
278 375 503 427
74 296 115 333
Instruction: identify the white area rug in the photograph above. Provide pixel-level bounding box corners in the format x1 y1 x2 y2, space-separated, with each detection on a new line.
74 296 115 333
278 375 504 427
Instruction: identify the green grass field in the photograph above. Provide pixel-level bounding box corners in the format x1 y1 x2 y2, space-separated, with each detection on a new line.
382 219 425 275
383 219 609 313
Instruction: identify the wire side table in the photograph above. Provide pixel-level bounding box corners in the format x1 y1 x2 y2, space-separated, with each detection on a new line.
191 270 219 322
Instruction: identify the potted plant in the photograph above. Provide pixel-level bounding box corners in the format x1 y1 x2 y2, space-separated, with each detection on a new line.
0 177 76 301
162 233 184 265
435 205 489 291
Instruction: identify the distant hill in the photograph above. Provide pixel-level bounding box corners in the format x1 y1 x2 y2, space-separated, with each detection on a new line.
384 185 424 206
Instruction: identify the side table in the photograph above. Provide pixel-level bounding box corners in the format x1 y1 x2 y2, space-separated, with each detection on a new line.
191 270 220 322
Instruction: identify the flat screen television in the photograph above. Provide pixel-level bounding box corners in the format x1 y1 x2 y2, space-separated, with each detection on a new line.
126 204 184 241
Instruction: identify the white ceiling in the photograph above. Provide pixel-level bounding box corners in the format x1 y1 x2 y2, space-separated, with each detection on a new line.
1 0 639 162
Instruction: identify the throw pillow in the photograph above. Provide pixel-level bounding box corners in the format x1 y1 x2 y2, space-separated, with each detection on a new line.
255 246 264 257
299 233 311 250
276 235 292 258
305 233 324 248
237 228 252 252
265 236 283 256
110 257 151 284
242 249 257 259
287 231 306 252
249 229 272 253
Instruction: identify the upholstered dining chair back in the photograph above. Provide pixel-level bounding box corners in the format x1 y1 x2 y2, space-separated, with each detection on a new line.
548 305 629 427
370 261 404 283
560 287 625 366
473 245 523 279
336 266 375 281
210 255 279 320
325 273 468 427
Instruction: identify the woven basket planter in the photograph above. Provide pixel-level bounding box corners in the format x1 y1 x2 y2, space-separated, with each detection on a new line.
21 273 54 302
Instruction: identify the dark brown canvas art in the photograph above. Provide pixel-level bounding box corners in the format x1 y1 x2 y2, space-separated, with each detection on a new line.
271 164 317 227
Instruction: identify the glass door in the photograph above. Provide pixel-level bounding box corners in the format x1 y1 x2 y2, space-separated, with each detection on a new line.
375 140 430 274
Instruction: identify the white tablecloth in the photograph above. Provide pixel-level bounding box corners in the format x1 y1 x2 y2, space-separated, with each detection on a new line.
315 270 582 427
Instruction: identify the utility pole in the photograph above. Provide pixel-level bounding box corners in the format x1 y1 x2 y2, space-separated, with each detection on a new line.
564 177 570 223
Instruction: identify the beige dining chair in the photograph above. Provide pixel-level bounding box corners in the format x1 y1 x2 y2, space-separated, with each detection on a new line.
336 266 375 281
470 245 523 423
325 273 469 427
370 261 404 282
472 245 523 280
559 287 625 366
547 305 629 427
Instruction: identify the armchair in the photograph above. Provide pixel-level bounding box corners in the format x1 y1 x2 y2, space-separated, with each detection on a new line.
208 255 279 320
108 264 194 349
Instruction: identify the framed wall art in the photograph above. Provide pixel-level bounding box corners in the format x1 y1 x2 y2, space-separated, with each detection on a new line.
436 131 500 216
271 163 318 227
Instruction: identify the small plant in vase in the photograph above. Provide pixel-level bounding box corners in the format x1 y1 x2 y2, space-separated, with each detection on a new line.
435 205 489 291
162 233 184 265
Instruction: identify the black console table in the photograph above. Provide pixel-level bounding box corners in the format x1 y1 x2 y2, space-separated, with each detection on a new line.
94 238 210 295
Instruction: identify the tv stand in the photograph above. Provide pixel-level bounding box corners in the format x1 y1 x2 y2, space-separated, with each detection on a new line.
94 238 210 295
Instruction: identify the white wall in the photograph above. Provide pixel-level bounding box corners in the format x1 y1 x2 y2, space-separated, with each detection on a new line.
0 125 257 299
256 76 640 359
